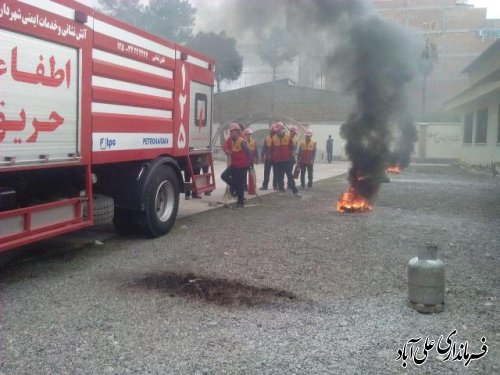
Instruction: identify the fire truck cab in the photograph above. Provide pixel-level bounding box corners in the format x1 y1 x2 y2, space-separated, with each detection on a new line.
0 0 216 252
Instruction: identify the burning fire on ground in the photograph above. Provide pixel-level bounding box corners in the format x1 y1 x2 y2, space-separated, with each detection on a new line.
386 165 402 174
336 187 372 213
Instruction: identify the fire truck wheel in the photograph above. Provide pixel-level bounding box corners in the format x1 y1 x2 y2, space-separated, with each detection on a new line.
83 194 114 225
139 165 180 237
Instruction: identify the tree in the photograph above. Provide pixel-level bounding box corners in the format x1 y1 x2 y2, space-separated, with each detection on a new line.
97 0 144 28
97 0 196 44
257 27 297 115
143 0 196 44
187 31 243 93
256 27 297 81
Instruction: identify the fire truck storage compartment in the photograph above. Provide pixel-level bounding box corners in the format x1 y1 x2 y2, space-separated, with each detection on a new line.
0 21 90 251
0 29 80 166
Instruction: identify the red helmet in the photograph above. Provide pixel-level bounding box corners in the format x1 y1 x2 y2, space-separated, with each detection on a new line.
289 125 298 133
305 129 313 136
273 122 285 131
228 123 241 132
243 128 253 135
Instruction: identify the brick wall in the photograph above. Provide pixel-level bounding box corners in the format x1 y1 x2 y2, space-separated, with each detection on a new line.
214 80 353 124
445 8 488 29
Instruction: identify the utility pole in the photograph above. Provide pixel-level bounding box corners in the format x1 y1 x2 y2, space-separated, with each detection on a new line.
419 28 438 115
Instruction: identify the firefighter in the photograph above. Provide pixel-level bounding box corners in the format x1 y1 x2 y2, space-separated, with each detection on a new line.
287 125 299 190
243 128 258 164
271 122 301 197
260 125 277 190
221 123 253 209
298 129 317 188
243 128 258 194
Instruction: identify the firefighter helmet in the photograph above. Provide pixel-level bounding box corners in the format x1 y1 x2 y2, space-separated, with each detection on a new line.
273 122 285 131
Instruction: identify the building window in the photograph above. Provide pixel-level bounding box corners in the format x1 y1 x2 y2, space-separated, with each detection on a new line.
475 108 488 144
464 112 473 144
497 104 500 144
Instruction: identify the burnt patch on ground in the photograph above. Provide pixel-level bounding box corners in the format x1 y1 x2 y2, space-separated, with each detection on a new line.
129 272 297 307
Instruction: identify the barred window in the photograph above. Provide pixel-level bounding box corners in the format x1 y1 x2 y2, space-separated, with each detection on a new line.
463 113 473 144
475 108 488 144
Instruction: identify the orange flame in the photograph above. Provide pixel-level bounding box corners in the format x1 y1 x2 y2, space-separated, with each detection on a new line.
386 165 401 174
336 188 372 213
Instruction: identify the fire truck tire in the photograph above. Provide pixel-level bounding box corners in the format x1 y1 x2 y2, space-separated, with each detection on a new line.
139 165 180 237
83 194 114 225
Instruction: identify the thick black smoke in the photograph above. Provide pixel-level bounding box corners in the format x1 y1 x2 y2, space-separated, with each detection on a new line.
334 14 417 198
206 0 419 200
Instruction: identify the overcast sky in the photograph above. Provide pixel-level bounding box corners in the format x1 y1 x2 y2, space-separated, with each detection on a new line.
472 0 500 18
77 0 500 20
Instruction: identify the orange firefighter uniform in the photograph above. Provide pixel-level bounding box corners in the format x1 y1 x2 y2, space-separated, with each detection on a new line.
298 136 317 188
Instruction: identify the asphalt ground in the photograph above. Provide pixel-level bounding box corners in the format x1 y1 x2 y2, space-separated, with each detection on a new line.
0 164 498 374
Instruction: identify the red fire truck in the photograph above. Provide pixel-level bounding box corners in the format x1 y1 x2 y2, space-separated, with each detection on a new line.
0 0 216 252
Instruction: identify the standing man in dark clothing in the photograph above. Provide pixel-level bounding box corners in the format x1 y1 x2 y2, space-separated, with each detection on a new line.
326 135 333 163
221 123 253 209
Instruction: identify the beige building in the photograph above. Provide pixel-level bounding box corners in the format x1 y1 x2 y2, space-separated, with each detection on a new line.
445 39 500 165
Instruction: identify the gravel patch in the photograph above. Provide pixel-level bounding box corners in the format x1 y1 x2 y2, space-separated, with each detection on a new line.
0 165 498 374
